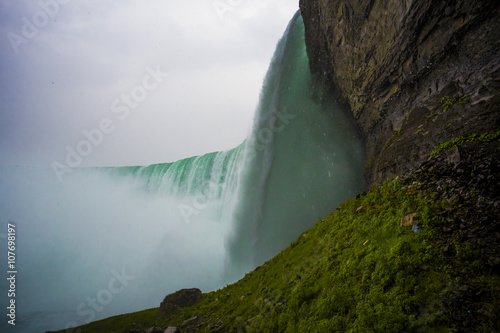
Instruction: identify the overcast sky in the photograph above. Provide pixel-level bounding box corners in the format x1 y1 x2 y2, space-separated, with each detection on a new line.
0 0 299 168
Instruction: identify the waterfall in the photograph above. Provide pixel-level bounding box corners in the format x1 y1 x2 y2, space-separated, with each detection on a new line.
224 10 366 281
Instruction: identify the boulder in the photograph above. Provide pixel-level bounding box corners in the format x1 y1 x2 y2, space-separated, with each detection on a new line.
164 327 179 333
144 327 163 333
158 288 202 319
181 316 201 331
182 316 198 327
400 213 417 226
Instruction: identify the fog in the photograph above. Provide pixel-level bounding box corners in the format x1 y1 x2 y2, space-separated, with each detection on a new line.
0 165 233 331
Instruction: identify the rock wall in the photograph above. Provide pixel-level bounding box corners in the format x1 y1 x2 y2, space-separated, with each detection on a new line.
299 0 500 186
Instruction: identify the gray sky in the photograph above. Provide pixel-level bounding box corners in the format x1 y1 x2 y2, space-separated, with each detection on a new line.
0 0 298 168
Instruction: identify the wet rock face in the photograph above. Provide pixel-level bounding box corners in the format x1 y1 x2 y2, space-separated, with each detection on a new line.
299 0 500 186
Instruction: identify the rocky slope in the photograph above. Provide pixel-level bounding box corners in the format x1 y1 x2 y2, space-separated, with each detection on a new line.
299 0 500 186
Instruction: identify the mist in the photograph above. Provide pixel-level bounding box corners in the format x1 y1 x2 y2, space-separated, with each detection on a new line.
0 165 231 331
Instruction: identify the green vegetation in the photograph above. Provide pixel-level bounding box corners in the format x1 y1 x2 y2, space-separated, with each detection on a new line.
414 128 425 135
61 177 500 332
383 128 403 151
430 129 500 158
62 308 161 333
439 96 456 111
439 95 469 111
365 158 374 169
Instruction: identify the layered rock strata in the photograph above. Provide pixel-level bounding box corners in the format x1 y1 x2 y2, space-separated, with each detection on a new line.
299 0 500 185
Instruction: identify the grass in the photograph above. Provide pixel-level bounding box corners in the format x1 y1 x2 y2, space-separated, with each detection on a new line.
60 308 161 333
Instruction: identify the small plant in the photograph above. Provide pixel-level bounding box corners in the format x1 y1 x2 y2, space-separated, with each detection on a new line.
365 159 374 169
430 128 500 158
439 96 457 110
383 128 404 151
439 94 469 111
414 128 425 135
458 94 469 104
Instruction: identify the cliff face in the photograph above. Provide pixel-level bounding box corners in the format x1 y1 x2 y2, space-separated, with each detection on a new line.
299 0 500 186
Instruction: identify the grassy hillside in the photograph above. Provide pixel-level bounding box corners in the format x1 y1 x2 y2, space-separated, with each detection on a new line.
56 142 500 333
